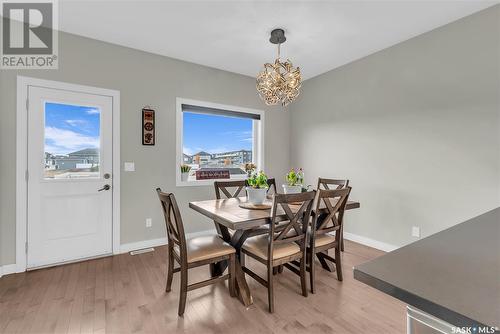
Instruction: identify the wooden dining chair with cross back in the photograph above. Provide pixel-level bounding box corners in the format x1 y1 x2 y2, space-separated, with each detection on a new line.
308 187 351 293
241 191 315 313
213 179 278 270
213 180 247 238
317 178 349 190
156 188 236 316
316 178 349 251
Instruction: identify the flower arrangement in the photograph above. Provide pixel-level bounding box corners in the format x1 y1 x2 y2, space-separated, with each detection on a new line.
285 168 304 186
247 170 268 189
180 165 191 173
283 168 305 194
246 170 268 205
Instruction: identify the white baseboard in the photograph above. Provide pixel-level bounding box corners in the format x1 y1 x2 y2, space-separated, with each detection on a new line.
119 229 217 254
343 232 399 252
0 264 18 278
3 229 397 274
119 237 168 254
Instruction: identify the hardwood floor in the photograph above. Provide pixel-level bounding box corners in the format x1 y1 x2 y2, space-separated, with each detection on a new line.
0 241 405 333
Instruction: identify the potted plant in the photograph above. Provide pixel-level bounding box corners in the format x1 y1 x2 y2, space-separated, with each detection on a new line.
283 168 304 194
246 170 268 205
180 164 191 182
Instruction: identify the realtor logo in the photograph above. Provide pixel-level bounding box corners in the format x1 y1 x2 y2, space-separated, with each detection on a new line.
1 0 58 69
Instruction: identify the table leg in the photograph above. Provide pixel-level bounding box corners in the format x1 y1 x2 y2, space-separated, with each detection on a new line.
234 257 253 306
209 227 253 306
316 252 333 272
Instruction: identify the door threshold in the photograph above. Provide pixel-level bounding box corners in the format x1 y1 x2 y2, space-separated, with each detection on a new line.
27 252 113 271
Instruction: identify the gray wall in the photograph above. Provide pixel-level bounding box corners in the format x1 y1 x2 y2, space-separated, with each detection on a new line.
290 6 500 247
0 31 290 266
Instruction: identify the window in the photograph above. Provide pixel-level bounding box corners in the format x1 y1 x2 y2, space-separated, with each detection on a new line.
44 102 101 179
176 98 264 185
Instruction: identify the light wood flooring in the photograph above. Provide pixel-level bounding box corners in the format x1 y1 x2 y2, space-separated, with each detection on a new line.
0 240 405 334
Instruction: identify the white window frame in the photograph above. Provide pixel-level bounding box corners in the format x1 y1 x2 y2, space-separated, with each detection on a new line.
176 98 265 187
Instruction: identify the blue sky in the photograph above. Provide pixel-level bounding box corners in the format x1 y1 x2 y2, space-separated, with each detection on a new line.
44 102 100 155
183 112 253 155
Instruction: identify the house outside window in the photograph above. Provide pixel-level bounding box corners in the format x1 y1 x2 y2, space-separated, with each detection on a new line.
176 98 264 186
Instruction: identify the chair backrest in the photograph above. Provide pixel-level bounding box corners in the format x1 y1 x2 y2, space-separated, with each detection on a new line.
268 191 316 261
266 178 277 195
312 187 351 243
214 180 246 199
156 188 187 256
317 178 349 190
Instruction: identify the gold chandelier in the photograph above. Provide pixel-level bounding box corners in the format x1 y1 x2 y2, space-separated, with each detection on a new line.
256 29 301 107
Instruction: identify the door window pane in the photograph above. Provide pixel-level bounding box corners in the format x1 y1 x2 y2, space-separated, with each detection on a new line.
44 102 101 179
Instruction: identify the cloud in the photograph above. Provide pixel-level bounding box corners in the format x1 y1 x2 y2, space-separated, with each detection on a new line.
65 119 87 127
183 146 195 156
240 137 253 142
85 108 100 115
44 126 99 155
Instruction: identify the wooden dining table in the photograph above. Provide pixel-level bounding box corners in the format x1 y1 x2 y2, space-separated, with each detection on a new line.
189 196 360 306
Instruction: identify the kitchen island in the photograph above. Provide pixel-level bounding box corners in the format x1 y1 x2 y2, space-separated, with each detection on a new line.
354 208 500 333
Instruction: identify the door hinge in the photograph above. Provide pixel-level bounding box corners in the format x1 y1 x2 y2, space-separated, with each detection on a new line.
25 170 29 182
26 99 29 111
25 242 28 254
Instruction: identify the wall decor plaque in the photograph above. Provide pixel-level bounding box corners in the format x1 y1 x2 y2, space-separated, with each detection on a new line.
142 108 155 145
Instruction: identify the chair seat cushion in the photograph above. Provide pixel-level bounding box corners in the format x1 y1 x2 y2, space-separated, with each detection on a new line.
313 233 337 247
174 233 235 263
242 235 301 260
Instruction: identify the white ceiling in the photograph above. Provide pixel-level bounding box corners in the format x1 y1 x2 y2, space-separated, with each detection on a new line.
59 0 497 80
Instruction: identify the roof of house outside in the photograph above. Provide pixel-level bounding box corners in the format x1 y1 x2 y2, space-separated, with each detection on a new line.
68 148 99 156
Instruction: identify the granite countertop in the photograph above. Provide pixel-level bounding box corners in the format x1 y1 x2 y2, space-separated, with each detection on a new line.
354 207 500 329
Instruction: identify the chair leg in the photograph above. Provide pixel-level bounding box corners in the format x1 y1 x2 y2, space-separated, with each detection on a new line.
309 249 316 294
166 248 174 292
229 254 236 297
300 256 308 297
240 252 245 267
335 246 343 281
178 267 188 316
267 264 274 313
340 226 345 251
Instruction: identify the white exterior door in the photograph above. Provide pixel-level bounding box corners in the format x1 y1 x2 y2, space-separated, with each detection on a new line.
27 86 113 269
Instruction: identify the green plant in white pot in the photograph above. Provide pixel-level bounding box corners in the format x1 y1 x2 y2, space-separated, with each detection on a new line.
246 170 268 205
283 168 304 194
180 164 191 182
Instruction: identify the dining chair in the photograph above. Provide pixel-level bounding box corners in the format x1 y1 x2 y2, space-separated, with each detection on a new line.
156 188 236 316
214 180 247 199
317 178 349 190
241 191 315 313
266 178 277 195
316 178 349 251
308 187 351 293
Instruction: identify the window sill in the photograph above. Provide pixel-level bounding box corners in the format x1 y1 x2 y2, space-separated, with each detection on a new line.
176 175 247 187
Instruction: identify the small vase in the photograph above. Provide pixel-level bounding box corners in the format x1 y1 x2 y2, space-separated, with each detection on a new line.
282 184 302 194
181 172 189 182
246 187 267 205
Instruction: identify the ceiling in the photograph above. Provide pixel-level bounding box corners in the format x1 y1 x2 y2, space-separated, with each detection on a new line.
58 0 497 80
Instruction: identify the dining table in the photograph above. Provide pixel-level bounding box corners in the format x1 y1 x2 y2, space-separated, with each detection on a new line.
189 196 361 306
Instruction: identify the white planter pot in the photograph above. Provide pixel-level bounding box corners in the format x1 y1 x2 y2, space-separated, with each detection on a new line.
282 184 302 194
181 172 189 182
246 187 267 205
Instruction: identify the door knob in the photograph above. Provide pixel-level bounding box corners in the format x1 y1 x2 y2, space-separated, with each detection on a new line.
98 184 111 192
